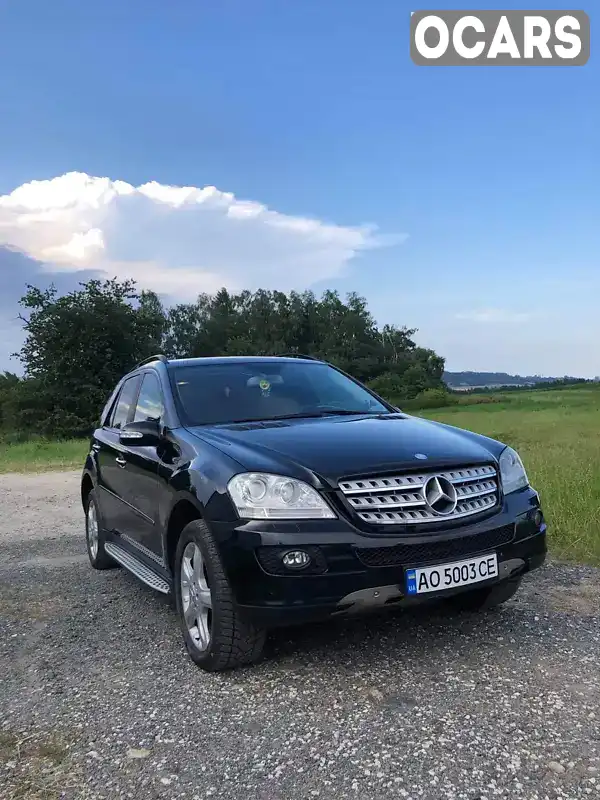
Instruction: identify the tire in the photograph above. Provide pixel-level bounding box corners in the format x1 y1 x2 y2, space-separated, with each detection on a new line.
84 489 117 571
174 519 266 672
446 576 522 613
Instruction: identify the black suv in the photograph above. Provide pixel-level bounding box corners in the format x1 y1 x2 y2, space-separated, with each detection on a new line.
81 354 547 672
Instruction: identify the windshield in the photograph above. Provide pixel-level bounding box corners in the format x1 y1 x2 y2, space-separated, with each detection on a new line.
171 361 391 426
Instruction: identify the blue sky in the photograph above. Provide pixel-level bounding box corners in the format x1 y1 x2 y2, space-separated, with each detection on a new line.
0 0 597 376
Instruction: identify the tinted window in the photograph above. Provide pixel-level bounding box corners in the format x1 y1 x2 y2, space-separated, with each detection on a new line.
172 361 389 426
110 376 142 429
101 386 121 427
134 373 164 423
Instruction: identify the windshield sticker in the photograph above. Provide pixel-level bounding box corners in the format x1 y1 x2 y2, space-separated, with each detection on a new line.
259 379 271 396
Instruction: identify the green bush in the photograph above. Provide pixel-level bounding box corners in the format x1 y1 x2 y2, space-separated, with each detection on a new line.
367 372 406 407
402 387 459 410
368 375 457 411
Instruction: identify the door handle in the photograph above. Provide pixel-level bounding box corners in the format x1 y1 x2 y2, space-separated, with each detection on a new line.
115 455 127 468
92 444 101 452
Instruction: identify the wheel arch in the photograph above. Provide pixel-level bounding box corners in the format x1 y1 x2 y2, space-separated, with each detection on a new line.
81 471 95 510
165 496 204 572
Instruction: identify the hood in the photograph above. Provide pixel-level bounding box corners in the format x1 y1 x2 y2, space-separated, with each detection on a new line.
188 414 504 486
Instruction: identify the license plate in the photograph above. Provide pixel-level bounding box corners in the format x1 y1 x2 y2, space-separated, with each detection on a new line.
405 553 498 595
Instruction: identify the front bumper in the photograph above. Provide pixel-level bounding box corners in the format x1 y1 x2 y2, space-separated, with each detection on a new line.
211 486 547 628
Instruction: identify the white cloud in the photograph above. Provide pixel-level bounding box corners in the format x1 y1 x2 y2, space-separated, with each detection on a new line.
0 172 403 299
43 227 105 261
455 308 534 324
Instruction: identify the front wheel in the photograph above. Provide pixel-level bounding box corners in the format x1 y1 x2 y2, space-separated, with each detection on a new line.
174 519 266 672
446 576 522 613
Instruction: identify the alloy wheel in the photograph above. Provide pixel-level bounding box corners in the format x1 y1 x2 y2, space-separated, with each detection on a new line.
180 542 213 651
87 502 99 560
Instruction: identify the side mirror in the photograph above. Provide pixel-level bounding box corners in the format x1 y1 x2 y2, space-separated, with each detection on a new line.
119 419 161 447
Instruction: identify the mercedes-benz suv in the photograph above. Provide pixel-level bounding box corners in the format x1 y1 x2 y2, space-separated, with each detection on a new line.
81 354 547 672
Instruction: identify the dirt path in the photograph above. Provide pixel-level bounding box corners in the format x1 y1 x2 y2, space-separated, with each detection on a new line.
1 471 600 800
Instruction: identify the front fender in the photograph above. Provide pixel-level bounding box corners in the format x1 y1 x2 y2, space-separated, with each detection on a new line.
164 466 238 525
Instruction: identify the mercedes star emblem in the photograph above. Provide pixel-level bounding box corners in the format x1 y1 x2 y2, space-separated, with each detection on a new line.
423 475 458 515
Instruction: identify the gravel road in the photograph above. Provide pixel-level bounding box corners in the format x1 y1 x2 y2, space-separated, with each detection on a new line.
1 471 600 800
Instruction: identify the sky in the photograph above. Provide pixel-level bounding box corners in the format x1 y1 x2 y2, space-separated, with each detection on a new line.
0 0 597 377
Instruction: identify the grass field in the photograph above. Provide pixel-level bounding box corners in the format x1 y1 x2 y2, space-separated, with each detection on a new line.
425 386 600 565
0 438 88 474
1 385 599 564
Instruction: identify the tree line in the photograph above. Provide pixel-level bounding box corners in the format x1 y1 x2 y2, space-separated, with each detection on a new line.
444 370 585 388
0 278 449 440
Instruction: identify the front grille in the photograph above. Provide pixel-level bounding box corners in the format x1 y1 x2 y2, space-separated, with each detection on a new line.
338 465 499 526
355 524 515 568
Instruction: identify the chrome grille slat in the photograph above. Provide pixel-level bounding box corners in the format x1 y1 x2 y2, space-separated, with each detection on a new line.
339 465 496 495
339 465 499 525
455 480 497 498
349 492 426 510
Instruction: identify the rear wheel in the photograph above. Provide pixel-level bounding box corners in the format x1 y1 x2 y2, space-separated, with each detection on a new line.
84 489 116 570
174 519 266 672
447 576 522 613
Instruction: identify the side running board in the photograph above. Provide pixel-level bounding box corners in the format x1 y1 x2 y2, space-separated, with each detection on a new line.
105 542 170 594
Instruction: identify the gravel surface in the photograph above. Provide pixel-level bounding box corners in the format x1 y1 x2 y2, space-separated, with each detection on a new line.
1 471 600 800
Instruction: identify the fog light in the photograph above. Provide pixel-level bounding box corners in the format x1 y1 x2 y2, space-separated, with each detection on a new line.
282 550 311 570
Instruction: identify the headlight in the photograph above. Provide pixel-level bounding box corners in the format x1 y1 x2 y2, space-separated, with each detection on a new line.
499 446 529 495
227 473 336 520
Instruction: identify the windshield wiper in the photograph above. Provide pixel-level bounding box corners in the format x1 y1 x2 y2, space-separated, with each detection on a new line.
222 410 369 424
224 412 328 424
316 409 377 416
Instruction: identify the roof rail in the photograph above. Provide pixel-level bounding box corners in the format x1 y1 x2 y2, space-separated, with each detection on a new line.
134 354 169 369
277 352 322 361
